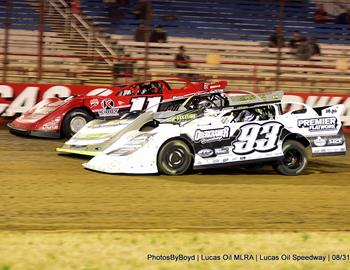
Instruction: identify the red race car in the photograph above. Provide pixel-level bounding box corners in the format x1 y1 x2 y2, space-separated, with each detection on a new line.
8 79 227 138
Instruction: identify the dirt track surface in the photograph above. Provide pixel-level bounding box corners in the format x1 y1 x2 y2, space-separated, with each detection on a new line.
1 128 350 232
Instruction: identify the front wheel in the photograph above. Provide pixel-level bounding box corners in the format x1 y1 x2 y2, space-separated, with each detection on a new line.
157 140 193 175
273 140 308 176
62 109 93 138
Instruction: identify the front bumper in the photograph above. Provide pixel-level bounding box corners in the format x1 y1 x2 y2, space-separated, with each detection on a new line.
7 123 61 138
83 152 158 174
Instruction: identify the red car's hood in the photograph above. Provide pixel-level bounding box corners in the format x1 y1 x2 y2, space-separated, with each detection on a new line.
13 97 69 125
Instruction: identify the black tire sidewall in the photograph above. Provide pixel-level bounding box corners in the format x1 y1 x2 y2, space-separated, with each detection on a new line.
275 140 308 176
157 140 193 175
62 109 93 138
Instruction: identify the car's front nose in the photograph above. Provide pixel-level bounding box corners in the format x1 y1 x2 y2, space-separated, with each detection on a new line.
8 114 61 138
83 152 158 174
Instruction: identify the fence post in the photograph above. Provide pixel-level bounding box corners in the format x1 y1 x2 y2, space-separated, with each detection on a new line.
253 65 258 92
2 0 11 82
38 0 45 81
275 0 285 91
143 0 152 80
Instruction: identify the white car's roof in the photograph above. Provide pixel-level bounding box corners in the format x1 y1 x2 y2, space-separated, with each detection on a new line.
226 91 283 106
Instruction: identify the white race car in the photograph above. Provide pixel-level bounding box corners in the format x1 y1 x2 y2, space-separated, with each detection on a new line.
56 91 228 156
83 91 346 176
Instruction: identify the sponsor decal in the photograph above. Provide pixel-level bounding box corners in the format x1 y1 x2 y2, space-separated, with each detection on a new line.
197 148 214 158
328 137 344 145
325 108 338 114
313 136 327 147
173 95 185 100
98 108 119 117
232 122 283 155
297 117 337 131
171 113 197 122
282 94 350 127
194 126 230 144
214 147 229 155
314 146 345 154
0 84 115 118
98 98 119 116
41 117 61 130
310 136 345 148
209 84 222 89
90 98 99 107
71 144 87 148
101 98 115 109
238 95 256 102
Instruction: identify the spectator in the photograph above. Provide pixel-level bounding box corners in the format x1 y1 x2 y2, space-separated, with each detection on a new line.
296 38 312 61
111 40 118 52
134 24 148 42
289 31 303 49
112 46 135 84
314 4 329 23
335 8 350 24
269 26 284 48
175 46 191 69
310 38 321 56
150 25 167 43
134 0 149 20
71 0 80 14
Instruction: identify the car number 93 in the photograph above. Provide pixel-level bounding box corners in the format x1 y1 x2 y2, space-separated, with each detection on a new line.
232 122 284 155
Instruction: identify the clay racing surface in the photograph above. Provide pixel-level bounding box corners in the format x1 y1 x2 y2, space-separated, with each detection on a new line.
1 128 350 232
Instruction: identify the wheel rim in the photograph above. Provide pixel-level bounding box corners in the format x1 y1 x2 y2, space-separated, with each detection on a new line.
283 149 302 169
166 148 185 169
70 116 87 133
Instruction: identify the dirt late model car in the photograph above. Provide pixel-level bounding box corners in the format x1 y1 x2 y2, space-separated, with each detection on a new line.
56 91 231 156
83 91 346 176
7 80 227 138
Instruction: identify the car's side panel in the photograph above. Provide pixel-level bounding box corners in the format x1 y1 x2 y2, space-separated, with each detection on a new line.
278 104 346 156
84 124 181 174
180 120 285 168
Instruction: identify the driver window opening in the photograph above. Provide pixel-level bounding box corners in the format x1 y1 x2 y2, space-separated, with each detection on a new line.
221 105 276 123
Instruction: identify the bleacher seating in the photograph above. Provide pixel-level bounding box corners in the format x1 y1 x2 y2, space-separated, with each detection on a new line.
1 0 350 93
0 0 117 85
81 0 350 44
112 34 350 93
0 0 41 30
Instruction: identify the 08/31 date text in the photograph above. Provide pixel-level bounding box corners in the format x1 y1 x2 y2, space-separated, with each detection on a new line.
331 254 350 261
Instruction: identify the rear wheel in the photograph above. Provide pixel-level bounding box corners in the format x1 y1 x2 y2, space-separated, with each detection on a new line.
157 140 193 175
62 109 93 138
273 140 308 176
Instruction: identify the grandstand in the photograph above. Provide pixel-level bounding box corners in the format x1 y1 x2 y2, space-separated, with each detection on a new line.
1 0 350 93
85 0 350 43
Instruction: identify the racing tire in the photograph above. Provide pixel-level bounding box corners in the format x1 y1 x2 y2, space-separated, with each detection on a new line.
273 140 308 176
157 140 193 175
62 109 93 138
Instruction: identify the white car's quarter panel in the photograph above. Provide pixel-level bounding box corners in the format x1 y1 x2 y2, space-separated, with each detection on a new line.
84 124 181 174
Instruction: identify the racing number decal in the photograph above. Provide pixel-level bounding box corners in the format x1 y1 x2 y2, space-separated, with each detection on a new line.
129 96 162 112
232 122 283 154
129 97 146 111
